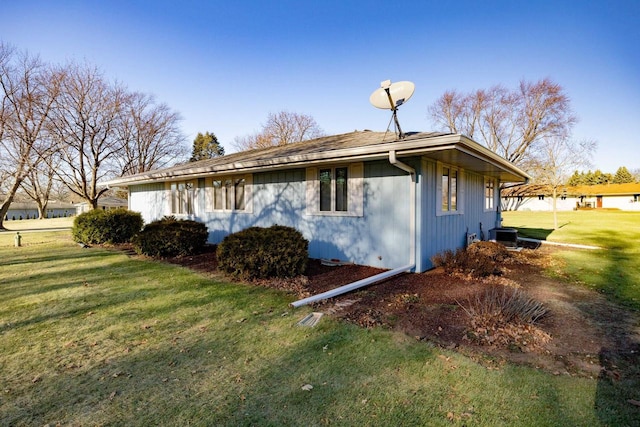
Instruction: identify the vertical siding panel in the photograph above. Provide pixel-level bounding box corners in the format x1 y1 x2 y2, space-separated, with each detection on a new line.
130 183 167 224
418 160 500 271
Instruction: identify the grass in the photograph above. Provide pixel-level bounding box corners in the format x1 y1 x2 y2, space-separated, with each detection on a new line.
502 210 640 312
1 218 639 425
1 216 74 231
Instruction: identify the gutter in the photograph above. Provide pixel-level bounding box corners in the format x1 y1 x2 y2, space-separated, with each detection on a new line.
290 150 416 308
105 133 528 187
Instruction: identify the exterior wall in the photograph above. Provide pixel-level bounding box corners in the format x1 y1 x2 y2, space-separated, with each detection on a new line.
128 160 413 270
602 195 640 210
127 157 499 272
129 182 169 224
418 158 499 271
202 162 412 270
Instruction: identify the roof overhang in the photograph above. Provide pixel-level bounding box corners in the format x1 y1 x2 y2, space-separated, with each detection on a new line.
105 133 529 187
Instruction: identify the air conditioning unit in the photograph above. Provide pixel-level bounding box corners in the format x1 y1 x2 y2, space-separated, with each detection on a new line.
489 227 518 248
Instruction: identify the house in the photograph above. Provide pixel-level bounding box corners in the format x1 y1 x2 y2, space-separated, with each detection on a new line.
74 196 128 215
4 200 76 221
105 131 529 273
502 183 640 211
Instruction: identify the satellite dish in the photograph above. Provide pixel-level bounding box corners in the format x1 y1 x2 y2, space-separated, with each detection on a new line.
369 80 415 139
369 80 415 110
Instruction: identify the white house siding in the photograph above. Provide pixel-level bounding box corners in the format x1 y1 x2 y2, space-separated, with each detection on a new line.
129 183 169 224
502 196 577 212
602 195 640 210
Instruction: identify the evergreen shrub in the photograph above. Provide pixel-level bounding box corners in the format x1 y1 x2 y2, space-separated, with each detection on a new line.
132 216 208 257
72 208 143 244
217 225 308 279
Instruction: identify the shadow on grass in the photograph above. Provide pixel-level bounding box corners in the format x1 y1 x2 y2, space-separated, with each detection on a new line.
510 227 554 241
567 230 640 424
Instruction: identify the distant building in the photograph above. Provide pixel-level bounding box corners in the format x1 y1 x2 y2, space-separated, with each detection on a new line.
502 183 640 211
4 201 76 221
74 197 128 214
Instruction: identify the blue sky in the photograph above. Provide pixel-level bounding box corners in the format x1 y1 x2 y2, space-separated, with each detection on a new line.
3 0 639 172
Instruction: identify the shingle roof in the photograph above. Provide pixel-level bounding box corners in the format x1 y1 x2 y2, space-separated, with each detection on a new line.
105 130 529 186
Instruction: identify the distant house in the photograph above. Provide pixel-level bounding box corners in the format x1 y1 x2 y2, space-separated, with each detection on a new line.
105 131 529 272
74 197 128 215
4 201 76 221
502 183 640 211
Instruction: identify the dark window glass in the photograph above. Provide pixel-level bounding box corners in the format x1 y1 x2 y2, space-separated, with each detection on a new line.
335 167 348 211
319 169 332 211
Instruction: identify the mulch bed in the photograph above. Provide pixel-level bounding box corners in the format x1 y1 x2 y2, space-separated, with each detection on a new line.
161 244 639 378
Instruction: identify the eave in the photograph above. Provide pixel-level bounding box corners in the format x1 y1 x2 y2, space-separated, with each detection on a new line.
105 132 529 187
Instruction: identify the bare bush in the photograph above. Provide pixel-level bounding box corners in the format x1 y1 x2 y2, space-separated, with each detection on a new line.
431 241 510 277
459 286 550 351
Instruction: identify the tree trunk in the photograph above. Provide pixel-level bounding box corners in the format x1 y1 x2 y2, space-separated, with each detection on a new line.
36 202 48 219
0 175 24 230
0 193 17 230
552 187 558 230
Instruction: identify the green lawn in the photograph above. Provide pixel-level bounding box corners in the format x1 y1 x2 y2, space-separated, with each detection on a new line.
1 219 639 425
1 216 74 231
502 210 640 312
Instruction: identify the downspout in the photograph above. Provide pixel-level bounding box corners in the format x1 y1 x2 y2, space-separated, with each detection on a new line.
389 150 416 268
290 150 416 308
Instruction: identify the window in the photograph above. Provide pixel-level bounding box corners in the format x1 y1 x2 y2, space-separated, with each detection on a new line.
485 178 496 211
170 181 194 215
319 167 348 212
209 175 251 212
306 163 363 216
437 162 462 215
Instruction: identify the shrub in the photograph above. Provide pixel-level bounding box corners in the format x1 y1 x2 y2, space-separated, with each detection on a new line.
132 216 208 257
217 225 308 279
72 208 143 244
431 241 510 277
459 285 550 350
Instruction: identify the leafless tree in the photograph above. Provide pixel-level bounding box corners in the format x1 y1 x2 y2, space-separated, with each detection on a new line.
529 137 596 229
429 78 577 169
0 43 62 229
20 146 63 219
233 110 325 151
115 91 187 176
49 63 127 209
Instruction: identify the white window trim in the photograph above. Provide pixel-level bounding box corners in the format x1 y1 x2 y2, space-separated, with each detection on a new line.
205 174 253 213
436 161 464 216
305 162 363 217
484 177 497 212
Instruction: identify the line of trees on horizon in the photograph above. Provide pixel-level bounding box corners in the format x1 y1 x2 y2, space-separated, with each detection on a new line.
566 166 638 186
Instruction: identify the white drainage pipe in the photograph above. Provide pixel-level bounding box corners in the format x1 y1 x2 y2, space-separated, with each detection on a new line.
290 264 414 308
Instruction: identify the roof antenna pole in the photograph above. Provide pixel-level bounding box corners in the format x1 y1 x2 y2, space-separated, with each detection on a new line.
384 86 404 139
370 79 415 141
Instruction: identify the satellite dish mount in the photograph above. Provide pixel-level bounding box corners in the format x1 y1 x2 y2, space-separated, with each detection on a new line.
369 80 415 139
